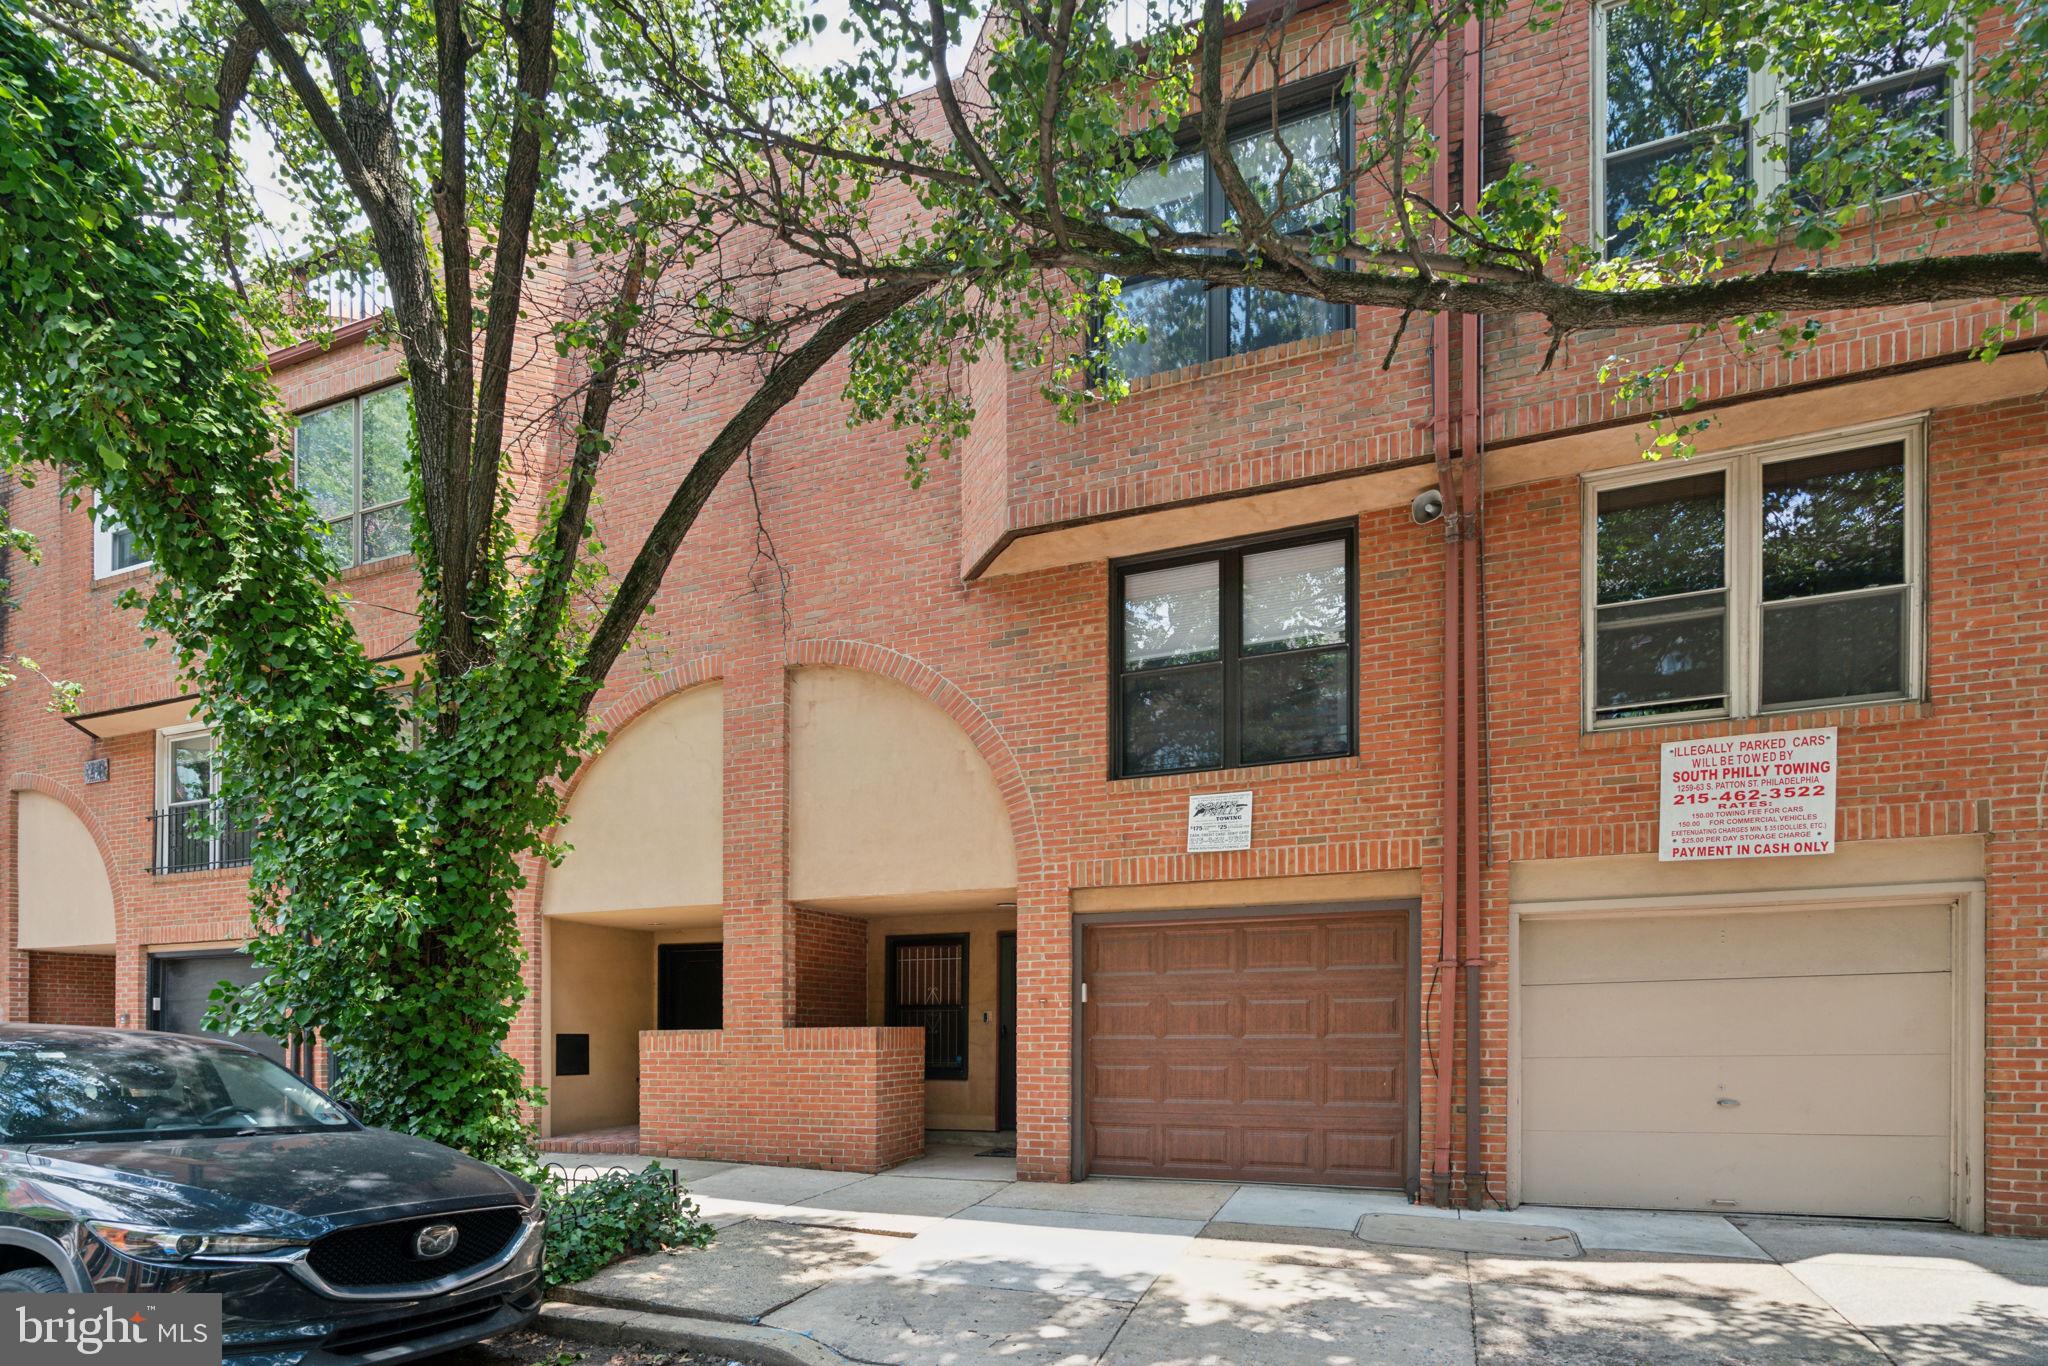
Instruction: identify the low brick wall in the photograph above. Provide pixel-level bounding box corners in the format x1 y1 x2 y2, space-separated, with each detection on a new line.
639 1026 926 1172
26 952 115 1026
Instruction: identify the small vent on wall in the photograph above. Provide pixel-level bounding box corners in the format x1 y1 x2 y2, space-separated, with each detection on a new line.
556 1033 590 1077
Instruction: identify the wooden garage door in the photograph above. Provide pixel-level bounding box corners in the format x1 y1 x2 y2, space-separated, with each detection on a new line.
1519 903 1953 1220
1082 910 1411 1187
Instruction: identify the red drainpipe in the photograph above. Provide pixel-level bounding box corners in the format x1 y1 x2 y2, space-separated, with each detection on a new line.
1459 13 1487 1211
1428 27 1461 1209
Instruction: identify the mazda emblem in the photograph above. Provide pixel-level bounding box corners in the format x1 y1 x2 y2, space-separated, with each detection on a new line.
413 1222 460 1260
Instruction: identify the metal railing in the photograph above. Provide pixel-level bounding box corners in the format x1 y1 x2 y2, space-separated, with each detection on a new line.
147 801 256 874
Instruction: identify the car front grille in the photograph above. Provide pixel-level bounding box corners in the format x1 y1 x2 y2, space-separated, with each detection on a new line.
306 1206 525 1288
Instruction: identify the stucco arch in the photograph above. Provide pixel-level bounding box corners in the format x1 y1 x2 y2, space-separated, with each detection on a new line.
541 681 724 925
12 786 118 951
786 660 1021 907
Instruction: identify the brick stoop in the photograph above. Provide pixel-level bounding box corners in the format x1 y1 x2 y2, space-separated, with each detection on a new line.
541 1124 643 1156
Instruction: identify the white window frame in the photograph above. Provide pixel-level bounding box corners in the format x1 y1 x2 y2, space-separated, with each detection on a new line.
1590 2 1970 248
91 494 150 579
1580 417 1927 731
154 723 231 872
293 383 411 568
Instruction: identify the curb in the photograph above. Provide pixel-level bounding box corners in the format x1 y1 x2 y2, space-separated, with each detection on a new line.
538 1301 854 1366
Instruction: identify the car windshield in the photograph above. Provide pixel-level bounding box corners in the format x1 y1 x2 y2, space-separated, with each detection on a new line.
0 1037 354 1142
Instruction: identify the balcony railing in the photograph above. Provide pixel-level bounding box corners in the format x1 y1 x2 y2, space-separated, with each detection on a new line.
148 802 256 875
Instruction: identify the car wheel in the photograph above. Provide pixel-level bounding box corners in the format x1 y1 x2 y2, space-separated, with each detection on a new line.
0 1267 67 1292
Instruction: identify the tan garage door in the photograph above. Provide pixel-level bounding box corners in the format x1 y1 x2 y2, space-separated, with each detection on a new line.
1519 902 1953 1219
1082 910 1411 1187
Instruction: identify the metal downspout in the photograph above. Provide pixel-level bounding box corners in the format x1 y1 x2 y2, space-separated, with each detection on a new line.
1428 29 1461 1210
1459 14 1487 1212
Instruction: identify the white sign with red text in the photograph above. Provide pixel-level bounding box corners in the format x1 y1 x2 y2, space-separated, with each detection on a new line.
1659 727 1837 861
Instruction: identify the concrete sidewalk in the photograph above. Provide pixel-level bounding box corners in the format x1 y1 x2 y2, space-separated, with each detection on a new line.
544 1141 2048 1365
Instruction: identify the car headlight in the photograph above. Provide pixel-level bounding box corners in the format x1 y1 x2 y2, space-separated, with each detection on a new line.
88 1222 304 1262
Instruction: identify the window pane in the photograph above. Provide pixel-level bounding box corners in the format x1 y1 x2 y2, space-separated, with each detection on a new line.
1596 472 1726 604
361 504 412 563
1229 288 1338 356
1594 592 1728 716
1230 108 1347 236
1123 560 1221 668
1761 443 1906 600
358 386 411 509
168 735 213 805
1788 71 1950 189
1121 666 1223 775
295 404 355 520
1243 539 1347 654
1108 277 1209 379
1111 150 1206 236
1605 132 1747 252
1787 11 1945 99
1241 648 1350 764
1760 587 1907 708
318 518 356 571
1603 5 1748 152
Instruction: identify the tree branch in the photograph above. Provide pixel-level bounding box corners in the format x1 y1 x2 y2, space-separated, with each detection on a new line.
576 277 931 693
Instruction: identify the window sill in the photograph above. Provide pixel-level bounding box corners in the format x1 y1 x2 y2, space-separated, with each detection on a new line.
1110 750 1362 791
1096 327 1356 404
330 552 417 586
89 564 153 593
1580 698 1931 750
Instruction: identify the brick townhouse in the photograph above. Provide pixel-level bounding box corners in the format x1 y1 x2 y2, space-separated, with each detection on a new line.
7 2 2048 1235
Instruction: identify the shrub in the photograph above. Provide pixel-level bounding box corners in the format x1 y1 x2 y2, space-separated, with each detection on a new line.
541 1163 714 1286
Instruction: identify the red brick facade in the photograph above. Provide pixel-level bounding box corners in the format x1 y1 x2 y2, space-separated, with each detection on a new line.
5 5 2047 1228
25 952 114 1026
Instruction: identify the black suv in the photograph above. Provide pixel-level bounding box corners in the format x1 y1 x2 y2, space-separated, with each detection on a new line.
0 1024 543 1363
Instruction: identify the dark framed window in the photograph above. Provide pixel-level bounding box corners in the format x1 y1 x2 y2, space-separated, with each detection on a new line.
1103 90 1353 380
886 935 969 1081
294 384 413 570
1586 428 1919 727
1112 527 1356 778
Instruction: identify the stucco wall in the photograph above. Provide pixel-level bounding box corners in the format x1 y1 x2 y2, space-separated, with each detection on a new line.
15 792 115 952
546 918 655 1134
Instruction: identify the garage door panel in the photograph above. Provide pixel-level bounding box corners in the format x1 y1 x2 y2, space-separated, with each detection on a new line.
1518 905 1954 1221
1084 910 1412 1187
1521 1130 1951 1219
1522 904 1950 986
1524 972 1951 1058
1525 1052 1951 1136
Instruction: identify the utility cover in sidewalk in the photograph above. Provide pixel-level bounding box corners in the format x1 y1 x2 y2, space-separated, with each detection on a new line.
1354 1212 1583 1258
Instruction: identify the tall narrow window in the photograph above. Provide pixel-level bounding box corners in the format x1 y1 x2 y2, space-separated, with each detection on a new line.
295 384 412 570
153 728 255 874
1105 100 1351 379
887 936 969 1081
1599 5 1750 252
1759 444 1910 709
1115 530 1355 777
1592 473 1730 721
1586 430 1918 727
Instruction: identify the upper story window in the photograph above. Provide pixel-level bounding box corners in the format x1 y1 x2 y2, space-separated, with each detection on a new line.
1104 100 1352 380
153 726 256 874
1585 426 1921 728
1596 4 1960 250
295 384 412 570
1113 529 1355 777
91 498 148 579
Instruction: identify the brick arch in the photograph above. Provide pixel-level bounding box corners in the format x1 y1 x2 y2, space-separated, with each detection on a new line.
5 771 131 942
788 639 1043 870
554 654 727 811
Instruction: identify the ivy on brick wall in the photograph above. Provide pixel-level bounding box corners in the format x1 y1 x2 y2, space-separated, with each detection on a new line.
0 11 578 1171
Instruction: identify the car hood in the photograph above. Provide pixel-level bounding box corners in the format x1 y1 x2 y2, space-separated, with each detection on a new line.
10 1127 530 1236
